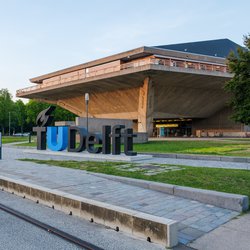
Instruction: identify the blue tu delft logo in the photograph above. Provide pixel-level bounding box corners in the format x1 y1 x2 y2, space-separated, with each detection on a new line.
47 126 68 151
33 106 137 156
35 105 68 151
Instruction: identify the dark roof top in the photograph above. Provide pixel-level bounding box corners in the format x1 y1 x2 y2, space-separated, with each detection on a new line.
153 39 245 58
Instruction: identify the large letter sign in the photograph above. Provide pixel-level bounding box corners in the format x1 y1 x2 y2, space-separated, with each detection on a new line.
33 106 55 150
47 126 68 151
33 106 137 156
68 126 87 152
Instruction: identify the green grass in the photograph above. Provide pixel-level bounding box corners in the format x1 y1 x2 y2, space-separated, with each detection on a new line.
131 140 250 157
224 138 250 141
2 136 30 144
19 158 250 208
15 141 37 147
15 139 250 157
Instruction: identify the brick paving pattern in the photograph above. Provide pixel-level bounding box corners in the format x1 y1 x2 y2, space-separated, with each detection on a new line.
0 146 241 244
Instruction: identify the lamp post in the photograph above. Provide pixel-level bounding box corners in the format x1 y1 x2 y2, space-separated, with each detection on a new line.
0 132 2 159
9 112 11 136
85 93 89 133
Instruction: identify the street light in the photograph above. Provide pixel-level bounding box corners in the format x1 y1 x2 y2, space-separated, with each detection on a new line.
9 112 11 136
85 93 89 133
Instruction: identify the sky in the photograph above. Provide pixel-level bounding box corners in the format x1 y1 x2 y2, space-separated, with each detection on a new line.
0 0 249 101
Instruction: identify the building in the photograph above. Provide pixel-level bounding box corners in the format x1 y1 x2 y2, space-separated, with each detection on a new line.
17 39 248 137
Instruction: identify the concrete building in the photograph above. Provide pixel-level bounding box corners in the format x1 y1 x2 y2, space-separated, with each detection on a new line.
17 39 248 137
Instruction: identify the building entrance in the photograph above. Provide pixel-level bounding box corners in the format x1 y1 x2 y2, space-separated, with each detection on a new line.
154 119 192 137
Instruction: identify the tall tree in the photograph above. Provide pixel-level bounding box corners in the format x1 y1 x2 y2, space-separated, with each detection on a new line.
225 35 250 124
0 91 77 134
25 100 48 125
54 106 76 121
15 99 26 133
25 100 76 127
0 89 15 134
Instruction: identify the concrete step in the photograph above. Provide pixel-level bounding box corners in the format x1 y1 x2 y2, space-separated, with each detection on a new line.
0 176 178 248
24 149 153 162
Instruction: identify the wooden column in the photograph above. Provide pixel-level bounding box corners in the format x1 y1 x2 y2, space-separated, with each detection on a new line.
137 77 154 136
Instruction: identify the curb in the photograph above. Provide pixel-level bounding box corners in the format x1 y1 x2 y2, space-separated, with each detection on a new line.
91 173 249 212
144 152 250 163
5 145 35 149
24 149 153 162
0 176 178 248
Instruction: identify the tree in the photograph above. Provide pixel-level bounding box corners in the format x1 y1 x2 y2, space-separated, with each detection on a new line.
25 100 76 127
0 92 77 134
0 89 15 134
54 106 76 121
225 35 250 125
15 99 26 133
25 100 48 125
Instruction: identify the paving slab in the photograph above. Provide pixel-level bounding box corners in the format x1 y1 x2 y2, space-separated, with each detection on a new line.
147 152 250 163
189 213 250 250
0 146 242 245
90 173 248 212
6 144 250 170
0 148 239 244
24 149 153 162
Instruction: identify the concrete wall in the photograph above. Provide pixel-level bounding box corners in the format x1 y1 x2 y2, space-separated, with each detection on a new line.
76 117 133 133
54 119 148 143
193 107 241 131
76 117 148 143
244 125 250 132
192 107 247 137
55 121 76 126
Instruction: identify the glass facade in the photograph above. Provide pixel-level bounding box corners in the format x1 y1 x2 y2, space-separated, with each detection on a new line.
153 118 192 137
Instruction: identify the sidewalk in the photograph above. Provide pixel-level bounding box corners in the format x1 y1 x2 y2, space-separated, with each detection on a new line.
0 146 242 247
5 143 250 170
189 213 250 250
146 152 250 164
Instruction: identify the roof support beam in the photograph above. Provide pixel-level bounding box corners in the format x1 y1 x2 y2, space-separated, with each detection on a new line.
137 77 154 136
34 98 94 118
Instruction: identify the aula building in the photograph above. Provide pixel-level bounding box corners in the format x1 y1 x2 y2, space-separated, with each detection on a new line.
17 39 248 138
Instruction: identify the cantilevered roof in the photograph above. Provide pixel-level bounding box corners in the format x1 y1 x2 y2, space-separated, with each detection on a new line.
29 45 226 84
153 39 244 58
27 38 239 85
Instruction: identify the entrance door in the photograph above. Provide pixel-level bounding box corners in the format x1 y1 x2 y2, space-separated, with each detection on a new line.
154 119 192 137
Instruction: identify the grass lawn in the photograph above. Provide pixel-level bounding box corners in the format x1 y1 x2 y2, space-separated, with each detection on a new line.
2 136 30 144
15 141 37 147
20 158 250 208
16 139 250 157
224 138 250 141
131 140 250 157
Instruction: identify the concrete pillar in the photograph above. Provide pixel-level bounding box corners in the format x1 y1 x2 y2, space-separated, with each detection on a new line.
137 77 154 136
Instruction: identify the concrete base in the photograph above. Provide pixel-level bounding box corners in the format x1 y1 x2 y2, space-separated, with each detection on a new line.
0 176 178 248
24 149 153 162
147 152 250 163
91 173 249 212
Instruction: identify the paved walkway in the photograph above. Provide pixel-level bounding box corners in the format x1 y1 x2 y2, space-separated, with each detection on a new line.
0 146 240 246
147 157 250 170
5 143 250 170
189 213 250 250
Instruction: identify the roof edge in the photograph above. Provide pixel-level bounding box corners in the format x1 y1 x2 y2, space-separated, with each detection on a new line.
30 46 149 83
144 46 226 64
31 44 227 84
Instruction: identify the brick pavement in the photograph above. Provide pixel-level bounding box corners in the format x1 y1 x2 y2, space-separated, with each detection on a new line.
0 146 240 244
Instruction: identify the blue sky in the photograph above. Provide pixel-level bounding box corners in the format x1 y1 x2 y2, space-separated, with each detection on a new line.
0 0 249 100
